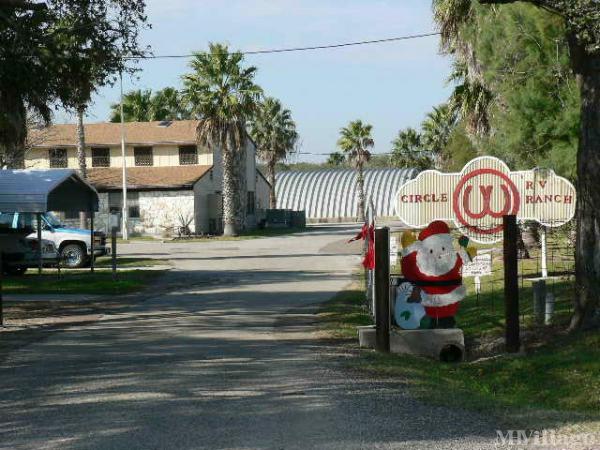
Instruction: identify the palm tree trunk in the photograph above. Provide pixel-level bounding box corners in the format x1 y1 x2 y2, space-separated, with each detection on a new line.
76 106 88 229
267 158 277 209
222 133 238 237
356 163 366 223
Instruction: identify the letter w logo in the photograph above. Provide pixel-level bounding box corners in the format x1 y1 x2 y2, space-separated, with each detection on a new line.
463 185 511 219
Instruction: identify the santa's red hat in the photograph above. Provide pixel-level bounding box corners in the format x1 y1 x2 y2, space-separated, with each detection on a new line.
418 220 450 241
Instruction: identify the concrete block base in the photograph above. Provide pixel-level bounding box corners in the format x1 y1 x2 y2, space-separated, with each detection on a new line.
357 325 376 349
390 329 465 362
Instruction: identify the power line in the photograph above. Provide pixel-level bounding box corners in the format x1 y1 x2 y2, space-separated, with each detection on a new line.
121 32 441 60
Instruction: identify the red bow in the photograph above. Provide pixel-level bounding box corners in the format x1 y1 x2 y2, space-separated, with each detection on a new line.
348 222 375 269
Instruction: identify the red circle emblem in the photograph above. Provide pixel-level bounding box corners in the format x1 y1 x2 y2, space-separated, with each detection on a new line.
452 168 520 235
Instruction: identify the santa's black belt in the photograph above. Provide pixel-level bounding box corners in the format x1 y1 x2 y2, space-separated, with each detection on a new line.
400 278 463 287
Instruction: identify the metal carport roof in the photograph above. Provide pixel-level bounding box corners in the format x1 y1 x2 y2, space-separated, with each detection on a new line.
0 169 99 213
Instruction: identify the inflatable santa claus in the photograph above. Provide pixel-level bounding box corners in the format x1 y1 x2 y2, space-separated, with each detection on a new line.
395 220 476 329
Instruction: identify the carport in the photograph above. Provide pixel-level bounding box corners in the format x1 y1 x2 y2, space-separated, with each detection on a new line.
0 169 99 326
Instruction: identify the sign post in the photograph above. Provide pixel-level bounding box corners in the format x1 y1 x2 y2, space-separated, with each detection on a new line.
503 215 520 353
374 227 390 353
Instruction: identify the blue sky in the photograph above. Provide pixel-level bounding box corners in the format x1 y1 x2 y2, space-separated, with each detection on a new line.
61 0 453 163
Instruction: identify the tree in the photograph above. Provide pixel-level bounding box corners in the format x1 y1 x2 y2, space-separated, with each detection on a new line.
249 97 298 209
110 89 154 122
0 0 147 171
182 43 262 236
437 0 600 329
327 152 346 167
337 120 374 222
110 87 192 122
421 103 458 169
390 127 433 171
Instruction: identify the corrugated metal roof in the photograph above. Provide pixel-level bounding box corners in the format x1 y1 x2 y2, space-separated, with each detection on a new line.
0 169 99 213
276 168 418 220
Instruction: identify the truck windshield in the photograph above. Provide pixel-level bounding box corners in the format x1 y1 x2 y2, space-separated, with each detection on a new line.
44 213 64 228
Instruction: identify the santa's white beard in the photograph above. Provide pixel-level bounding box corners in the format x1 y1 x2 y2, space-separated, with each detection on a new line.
415 234 458 277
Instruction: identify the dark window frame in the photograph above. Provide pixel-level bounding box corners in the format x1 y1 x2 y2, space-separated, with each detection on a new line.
134 146 153 166
91 147 111 167
247 191 255 215
49 148 68 168
178 145 198 165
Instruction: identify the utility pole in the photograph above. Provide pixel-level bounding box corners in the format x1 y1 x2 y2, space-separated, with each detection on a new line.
119 70 128 240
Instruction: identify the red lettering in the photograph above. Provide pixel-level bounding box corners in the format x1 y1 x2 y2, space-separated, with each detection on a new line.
401 195 409 202
526 181 534 189
415 195 423 203
441 193 448 202
554 195 562 203
564 196 573 204
526 195 534 204
539 180 547 188
424 194 431 202
544 195 553 203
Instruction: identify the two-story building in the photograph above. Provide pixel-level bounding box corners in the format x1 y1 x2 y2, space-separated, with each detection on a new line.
26 120 271 236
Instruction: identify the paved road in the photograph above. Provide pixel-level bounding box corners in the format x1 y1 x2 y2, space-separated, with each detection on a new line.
0 226 500 449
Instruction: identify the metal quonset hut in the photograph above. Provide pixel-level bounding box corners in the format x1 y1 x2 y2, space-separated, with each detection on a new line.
276 168 418 222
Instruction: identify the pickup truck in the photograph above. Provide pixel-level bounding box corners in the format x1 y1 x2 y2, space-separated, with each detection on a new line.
0 212 109 268
0 228 59 275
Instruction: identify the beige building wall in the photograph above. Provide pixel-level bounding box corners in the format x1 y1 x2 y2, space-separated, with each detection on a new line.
25 144 213 169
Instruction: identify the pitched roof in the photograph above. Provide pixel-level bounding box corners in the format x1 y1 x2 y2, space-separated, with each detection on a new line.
29 120 200 147
87 166 212 191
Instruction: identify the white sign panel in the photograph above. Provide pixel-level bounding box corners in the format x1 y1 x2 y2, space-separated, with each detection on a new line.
390 236 398 266
395 156 576 243
462 253 493 277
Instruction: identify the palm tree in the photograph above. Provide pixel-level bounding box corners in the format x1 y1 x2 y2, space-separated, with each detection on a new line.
433 0 493 139
110 89 154 122
327 152 346 167
249 97 298 209
337 120 374 222
421 103 458 169
390 127 433 171
182 43 262 236
152 87 192 121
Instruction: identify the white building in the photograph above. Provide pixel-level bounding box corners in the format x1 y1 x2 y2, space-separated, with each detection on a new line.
26 120 271 236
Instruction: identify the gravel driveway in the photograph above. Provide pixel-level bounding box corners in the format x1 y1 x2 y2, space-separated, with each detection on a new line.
0 225 501 449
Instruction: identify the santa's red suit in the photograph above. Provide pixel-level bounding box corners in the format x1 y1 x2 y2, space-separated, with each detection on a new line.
401 252 465 319
400 221 469 320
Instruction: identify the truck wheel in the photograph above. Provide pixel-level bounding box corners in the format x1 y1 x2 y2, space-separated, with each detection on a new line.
61 243 87 268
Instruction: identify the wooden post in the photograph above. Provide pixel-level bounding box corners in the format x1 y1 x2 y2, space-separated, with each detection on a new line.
36 213 42 274
375 227 390 353
0 251 3 327
90 211 95 273
111 226 117 280
503 215 520 353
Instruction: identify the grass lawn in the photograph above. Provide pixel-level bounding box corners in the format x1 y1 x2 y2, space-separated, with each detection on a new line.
1 270 164 295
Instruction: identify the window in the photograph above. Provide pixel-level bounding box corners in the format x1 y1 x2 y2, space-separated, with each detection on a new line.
108 191 140 218
134 147 153 166
92 148 110 167
179 145 198 165
108 192 122 213
49 148 68 168
247 191 255 215
0 213 14 229
128 191 140 218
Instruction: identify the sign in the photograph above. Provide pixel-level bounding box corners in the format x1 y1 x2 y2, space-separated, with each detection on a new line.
390 236 398 266
395 157 576 243
462 253 492 277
